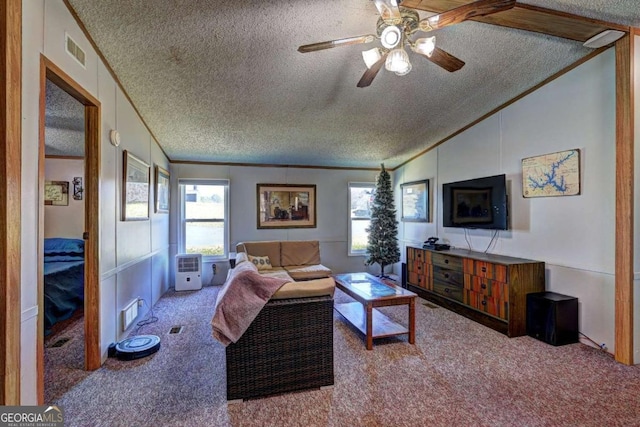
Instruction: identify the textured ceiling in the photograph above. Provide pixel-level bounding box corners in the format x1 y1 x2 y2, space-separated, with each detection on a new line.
55 0 639 169
45 79 85 157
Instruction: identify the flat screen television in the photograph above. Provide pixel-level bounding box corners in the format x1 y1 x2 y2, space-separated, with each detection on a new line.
442 174 508 230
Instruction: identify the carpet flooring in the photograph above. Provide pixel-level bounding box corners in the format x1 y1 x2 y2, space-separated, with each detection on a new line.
48 285 640 426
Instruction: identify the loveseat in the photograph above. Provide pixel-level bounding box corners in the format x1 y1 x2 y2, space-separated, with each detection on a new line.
236 240 333 282
214 240 335 401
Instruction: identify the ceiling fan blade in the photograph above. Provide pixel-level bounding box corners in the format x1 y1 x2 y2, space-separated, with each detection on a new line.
419 0 516 31
298 35 376 53
415 47 465 72
374 0 402 23
357 53 388 88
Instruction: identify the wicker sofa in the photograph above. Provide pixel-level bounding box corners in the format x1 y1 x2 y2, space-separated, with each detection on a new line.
222 240 335 401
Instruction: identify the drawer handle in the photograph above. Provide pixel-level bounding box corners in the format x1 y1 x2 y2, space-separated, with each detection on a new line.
444 259 449 264
444 273 449 279
481 300 487 306
481 266 487 273
417 254 421 258
481 283 487 289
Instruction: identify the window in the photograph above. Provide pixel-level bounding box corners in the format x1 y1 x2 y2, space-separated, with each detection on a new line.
348 182 375 255
179 179 229 259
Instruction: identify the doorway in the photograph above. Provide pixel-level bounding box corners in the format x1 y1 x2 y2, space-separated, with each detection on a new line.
37 56 101 403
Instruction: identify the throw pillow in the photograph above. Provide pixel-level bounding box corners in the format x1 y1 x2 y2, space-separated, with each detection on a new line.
248 255 272 271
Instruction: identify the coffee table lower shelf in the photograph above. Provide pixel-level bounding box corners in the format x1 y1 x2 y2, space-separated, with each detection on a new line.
334 301 409 346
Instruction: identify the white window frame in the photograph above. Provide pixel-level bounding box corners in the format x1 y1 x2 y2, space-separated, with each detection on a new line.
178 178 230 261
348 182 375 256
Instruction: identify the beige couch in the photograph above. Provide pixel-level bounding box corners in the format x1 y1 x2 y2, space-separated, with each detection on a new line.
235 240 334 299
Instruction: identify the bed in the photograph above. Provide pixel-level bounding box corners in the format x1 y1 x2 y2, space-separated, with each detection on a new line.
43 238 85 335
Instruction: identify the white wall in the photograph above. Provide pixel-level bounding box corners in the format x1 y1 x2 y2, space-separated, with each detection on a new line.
44 158 85 238
169 164 382 284
21 0 170 403
395 46 640 363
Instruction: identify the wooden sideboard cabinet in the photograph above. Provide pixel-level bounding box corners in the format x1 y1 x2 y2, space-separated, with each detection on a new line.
406 246 545 337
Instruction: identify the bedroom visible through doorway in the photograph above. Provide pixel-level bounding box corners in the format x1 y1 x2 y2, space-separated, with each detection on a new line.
38 55 102 404
42 77 87 402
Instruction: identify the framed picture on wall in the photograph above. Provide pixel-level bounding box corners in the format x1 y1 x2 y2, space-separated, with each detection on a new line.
122 150 150 221
154 165 170 213
44 181 69 206
522 149 580 198
257 184 317 229
401 179 429 222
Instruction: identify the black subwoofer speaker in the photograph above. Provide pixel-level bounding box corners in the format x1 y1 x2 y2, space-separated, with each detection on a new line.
526 292 579 346
401 262 407 289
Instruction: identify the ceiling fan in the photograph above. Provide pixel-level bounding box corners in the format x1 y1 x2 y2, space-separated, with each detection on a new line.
298 0 516 87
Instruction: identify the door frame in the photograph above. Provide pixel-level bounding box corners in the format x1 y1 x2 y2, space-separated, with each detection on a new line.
37 55 101 403
0 0 22 405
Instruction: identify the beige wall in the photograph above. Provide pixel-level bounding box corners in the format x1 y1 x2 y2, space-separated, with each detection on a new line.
396 46 640 363
169 163 383 285
44 158 85 238
21 0 170 403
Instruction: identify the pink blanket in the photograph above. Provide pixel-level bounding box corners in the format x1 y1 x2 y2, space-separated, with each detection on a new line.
211 263 289 346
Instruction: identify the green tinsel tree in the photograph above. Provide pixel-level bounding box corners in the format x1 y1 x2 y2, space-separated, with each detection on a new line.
365 163 400 277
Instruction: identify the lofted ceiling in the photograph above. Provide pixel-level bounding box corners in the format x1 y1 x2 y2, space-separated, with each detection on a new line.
49 0 639 169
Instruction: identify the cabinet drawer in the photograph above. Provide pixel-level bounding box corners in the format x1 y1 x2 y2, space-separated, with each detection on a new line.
408 272 429 289
469 260 507 281
464 289 509 320
433 266 464 288
464 274 509 300
431 252 462 270
407 259 427 274
407 247 431 264
432 279 463 302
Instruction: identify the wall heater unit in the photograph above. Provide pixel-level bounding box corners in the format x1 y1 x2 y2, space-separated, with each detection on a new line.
175 254 203 291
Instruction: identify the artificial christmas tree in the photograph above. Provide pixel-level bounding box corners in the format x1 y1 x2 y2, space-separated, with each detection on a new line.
365 164 400 277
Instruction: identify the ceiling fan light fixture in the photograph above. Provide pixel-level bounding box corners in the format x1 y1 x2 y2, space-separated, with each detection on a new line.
414 36 436 57
385 48 411 75
394 62 412 76
362 48 383 69
380 26 402 49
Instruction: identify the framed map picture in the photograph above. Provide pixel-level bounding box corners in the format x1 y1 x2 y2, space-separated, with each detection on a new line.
522 149 580 198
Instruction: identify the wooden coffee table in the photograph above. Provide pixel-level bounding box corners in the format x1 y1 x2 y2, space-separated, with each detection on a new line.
333 272 417 350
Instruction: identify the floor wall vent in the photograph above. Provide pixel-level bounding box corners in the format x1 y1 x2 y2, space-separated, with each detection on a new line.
50 337 71 348
423 302 439 309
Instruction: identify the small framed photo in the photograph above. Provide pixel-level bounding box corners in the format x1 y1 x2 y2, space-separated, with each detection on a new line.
154 165 170 213
401 179 429 222
257 184 316 229
44 181 69 206
122 150 150 221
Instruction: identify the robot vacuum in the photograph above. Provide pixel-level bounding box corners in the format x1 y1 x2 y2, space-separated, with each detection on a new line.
113 335 161 360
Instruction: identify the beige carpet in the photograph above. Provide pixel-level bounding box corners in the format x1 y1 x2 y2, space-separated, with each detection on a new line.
49 285 640 427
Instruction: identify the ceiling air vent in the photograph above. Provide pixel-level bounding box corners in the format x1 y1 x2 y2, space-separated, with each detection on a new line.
65 33 86 68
